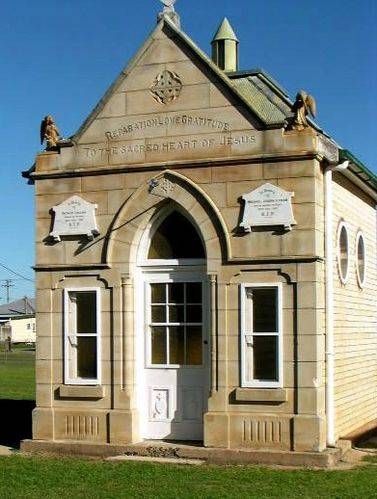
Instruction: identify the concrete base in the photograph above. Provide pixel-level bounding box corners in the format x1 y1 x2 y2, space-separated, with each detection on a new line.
21 439 342 468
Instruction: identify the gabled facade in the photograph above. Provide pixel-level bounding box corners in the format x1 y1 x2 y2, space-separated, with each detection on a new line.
23 9 377 456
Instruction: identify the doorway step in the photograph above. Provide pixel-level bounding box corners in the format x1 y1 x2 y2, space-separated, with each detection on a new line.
21 439 342 468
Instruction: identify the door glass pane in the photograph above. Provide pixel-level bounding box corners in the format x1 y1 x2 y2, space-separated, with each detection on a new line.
152 306 166 323
77 337 97 379
169 305 184 323
252 288 277 332
168 283 184 304
186 283 202 303
169 327 184 364
151 327 167 364
151 284 166 304
253 336 277 381
76 292 97 334
186 326 202 365
149 281 205 367
186 305 202 323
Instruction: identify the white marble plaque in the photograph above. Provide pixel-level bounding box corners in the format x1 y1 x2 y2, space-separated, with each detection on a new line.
50 196 100 242
240 183 296 232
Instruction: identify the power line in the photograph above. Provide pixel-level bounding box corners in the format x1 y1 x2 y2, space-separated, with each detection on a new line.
0 263 34 282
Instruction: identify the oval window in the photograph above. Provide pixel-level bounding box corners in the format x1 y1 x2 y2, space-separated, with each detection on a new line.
337 223 349 284
356 232 366 288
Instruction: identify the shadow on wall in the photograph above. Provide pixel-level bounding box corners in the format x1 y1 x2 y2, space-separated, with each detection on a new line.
0 400 35 449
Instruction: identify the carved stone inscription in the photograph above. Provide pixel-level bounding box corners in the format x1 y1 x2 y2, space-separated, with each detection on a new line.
84 134 257 160
50 196 100 242
240 183 297 232
105 114 231 140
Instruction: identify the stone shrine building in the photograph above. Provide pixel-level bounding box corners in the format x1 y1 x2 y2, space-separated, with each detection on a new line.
23 5 377 461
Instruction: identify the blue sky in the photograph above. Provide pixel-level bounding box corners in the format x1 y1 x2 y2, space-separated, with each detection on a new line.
0 0 375 300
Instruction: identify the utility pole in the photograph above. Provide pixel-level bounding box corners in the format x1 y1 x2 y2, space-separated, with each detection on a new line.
2 280 14 303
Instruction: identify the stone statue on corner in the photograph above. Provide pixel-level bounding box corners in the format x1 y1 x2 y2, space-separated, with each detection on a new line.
286 91 317 131
40 115 61 150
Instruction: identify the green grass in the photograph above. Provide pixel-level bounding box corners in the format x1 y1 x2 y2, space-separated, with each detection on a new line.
0 344 35 400
0 456 377 499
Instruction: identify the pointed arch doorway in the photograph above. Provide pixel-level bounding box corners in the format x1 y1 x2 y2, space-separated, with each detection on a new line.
136 206 210 441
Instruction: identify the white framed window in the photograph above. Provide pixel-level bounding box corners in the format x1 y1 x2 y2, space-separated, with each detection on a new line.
64 288 101 385
240 283 283 388
337 221 350 284
355 231 366 288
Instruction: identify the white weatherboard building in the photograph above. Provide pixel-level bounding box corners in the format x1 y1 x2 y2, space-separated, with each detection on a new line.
0 297 36 344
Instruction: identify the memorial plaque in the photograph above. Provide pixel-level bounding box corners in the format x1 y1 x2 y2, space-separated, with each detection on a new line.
240 183 296 232
50 196 100 242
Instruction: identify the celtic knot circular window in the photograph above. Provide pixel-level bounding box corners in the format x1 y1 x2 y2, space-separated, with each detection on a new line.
337 222 349 284
356 231 366 288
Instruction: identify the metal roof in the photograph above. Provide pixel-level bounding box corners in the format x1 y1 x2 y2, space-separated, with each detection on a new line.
231 75 292 126
0 297 35 317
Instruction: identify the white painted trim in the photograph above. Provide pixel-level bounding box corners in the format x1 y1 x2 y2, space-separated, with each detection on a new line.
355 230 367 288
240 283 283 389
137 268 209 439
325 167 335 446
63 287 101 386
325 161 349 447
336 220 350 285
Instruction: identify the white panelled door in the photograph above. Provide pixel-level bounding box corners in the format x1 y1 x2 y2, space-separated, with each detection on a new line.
141 271 209 441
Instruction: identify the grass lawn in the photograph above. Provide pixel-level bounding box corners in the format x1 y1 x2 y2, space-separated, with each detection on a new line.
0 344 35 400
0 456 376 499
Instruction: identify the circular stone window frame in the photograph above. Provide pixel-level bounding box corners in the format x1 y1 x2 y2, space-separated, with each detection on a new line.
337 221 350 285
355 230 367 289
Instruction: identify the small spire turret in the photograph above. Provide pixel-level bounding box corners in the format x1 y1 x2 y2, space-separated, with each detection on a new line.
211 18 239 72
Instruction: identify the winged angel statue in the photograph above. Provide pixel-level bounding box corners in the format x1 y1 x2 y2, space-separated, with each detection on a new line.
40 115 61 150
287 91 317 131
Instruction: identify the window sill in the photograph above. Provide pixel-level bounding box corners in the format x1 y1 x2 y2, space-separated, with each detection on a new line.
235 387 287 404
58 385 104 399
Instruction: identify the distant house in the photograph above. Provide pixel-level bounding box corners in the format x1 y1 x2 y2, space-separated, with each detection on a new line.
0 297 36 344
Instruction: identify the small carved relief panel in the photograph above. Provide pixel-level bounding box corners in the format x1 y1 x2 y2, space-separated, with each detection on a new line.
150 70 183 104
150 389 170 421
148 177 175 198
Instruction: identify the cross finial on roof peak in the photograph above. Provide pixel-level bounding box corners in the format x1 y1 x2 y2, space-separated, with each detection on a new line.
160 0 176 11
158 0 180 27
